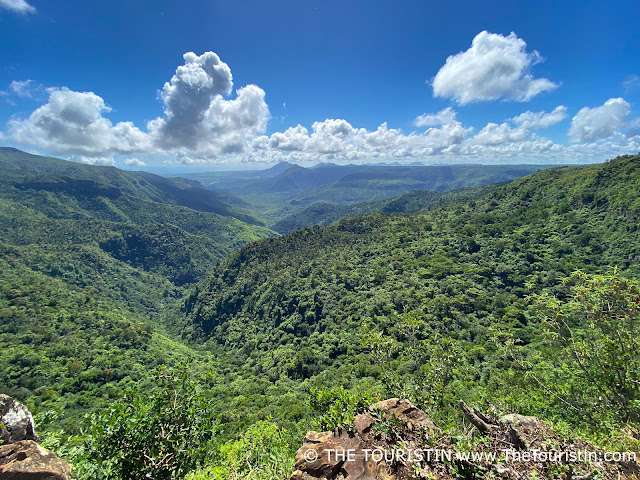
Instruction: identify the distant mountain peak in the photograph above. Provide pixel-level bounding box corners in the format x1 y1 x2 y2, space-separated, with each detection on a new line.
262 161 298 177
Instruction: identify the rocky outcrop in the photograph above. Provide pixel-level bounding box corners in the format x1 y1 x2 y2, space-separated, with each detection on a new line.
0 394 38 444
291 398 640 480
291 398 437 480
0 440 72 480
0 395 71 480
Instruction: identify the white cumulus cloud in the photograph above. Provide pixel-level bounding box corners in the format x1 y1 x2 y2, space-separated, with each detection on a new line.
124 158 147 167
569 98 630 143
510 105 567 129
472 123 527 146
414 107 457 127
0 0 36 14
267 125 309 152
148 52 269 155
8 87 150 156
432 31 558 104
6 52 270 161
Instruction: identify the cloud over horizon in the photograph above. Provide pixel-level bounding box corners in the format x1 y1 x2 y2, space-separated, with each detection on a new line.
2 36 638 168
569 98 631 143
6 52 270 160
9 88 150 156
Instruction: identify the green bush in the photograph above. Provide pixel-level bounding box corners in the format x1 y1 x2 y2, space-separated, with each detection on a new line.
529 270 640 425
185 421 294 480
309 386 377 432
80 364 218 480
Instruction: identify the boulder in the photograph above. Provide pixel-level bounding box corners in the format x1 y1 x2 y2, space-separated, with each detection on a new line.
500 413 553 450
0 440 71 480
290 399 436 480
374 398 437 434
292 430 372 480
0 394 38 444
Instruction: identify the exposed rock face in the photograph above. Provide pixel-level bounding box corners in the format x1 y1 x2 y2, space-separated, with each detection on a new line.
291 398 436 480
0 395 72 479
291 431 372 480
374 398 437 434
0 440 71 480
0 394 38 444
292 398 640 480
500 413 551 450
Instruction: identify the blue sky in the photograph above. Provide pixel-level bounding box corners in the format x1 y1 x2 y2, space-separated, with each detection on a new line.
1 0 639 171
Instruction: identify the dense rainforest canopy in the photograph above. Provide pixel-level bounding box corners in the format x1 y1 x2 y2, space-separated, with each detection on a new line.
1 148 639 479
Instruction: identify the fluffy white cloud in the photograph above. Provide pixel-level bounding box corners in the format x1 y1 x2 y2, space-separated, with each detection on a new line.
0 0 36 14
267 125 309 152
414 107 457 127
470 105 566 146
250 103 631 166
472 123 527 146
432 31 558 104
7 52 269 160
149 52 269 155
420 121 471 151
251 117 473 162
8 88 150 156
569 98 630 143
307 119 362 154
78 156 115 166
4 48 637 167
510 105 567 129
124 158 147 167
152 52 231 148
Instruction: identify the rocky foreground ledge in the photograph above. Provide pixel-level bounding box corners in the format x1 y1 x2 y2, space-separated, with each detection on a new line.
0 394 71 480
290 398 640 480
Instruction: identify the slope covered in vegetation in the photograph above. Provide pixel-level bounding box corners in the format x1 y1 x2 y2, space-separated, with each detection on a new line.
0 147 263 225
0 149 276 285
0 148 276 432
271 185 497 233
2 150 639 479
185 154 640 432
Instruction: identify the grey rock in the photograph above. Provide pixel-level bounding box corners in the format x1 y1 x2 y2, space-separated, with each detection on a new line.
0 394 38 444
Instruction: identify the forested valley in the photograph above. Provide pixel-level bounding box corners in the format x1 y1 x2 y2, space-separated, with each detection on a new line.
1 147 639 479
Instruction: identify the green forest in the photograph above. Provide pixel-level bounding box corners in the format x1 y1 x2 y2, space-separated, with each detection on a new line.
1 147 639 479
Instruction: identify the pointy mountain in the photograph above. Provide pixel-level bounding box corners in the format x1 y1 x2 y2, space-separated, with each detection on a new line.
261 161 298 177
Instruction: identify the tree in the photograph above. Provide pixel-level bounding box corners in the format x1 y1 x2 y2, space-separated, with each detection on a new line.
528 270 640 424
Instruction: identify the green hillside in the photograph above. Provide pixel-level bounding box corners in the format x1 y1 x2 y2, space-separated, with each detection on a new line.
185 154 640 432
2 149 639 479
0 147 264 225
0 148 277 433
271 185 497 233
0 149 277 283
